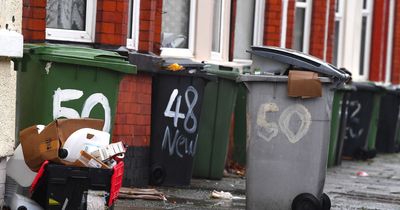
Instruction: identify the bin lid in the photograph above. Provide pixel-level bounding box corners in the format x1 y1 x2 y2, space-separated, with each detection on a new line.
157 58 214 80
248 46 350 84
24 44 136 74
351 82 383 92
203 63 240 81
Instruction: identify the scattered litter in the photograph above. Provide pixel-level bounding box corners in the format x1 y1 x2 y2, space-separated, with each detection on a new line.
356 171 369 177
166 63 184 71
211 190 233 200
211 190 245 200
119 187 167 201
86 190 107 210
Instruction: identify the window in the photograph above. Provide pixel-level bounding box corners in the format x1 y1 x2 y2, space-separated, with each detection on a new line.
161 0 196 58
211 0 224 60
127 0 141 50
292 0 312 53
385 0 395 84
46 0 97 43
358 0 373 79
233 0 257 62
333 0 344 66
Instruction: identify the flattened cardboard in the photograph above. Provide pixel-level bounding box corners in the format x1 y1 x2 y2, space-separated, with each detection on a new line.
19 118 104 172
287 70 322 98
73 150 110 169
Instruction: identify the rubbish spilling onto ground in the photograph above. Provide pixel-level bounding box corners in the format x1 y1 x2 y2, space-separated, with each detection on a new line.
356 171 369 177
211 190 246 200
119 187 167 201
15 118 126 209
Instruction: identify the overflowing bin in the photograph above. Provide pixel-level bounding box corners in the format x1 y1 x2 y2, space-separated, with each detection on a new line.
375 87 400 153
192 64 239 180
327 85 354 167
342 82 382 160
149 59 211 186
242 46 349 210
15 44 136 137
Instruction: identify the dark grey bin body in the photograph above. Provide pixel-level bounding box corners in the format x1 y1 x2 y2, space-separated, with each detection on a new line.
242 75 333 210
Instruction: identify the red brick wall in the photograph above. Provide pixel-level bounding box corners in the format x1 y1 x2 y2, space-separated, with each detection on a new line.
369 0 390 82
392 1 400 84
95 0 130 46
138 0 163 55
285 0 296 48
112 73 152 147
308 0 335 61
263 0 282 46
326 0 336 63
22 0 46 42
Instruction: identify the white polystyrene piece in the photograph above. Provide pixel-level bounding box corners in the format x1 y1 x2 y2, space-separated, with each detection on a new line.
9 193 43 210
0 30 23 58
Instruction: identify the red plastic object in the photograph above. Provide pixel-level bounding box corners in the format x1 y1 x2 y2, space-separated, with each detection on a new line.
30 160 48 193
108 161 124 206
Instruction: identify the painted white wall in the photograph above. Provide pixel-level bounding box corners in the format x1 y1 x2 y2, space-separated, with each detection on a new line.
0 0 22 206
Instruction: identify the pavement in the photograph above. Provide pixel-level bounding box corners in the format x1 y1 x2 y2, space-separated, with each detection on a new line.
114 152 400 210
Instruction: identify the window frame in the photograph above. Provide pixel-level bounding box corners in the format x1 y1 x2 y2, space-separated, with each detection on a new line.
358 0 373 81
127 0 141 50
46 0 97 43
333 0 345 67
211 0 227 61
293 0 313 53
160 0 197 58
385 0 395 84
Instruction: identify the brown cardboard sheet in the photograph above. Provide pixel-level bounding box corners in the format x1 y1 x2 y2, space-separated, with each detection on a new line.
287 70 322 98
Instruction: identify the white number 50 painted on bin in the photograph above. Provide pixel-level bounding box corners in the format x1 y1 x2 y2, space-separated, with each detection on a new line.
256 103 311 144
53 88 111 132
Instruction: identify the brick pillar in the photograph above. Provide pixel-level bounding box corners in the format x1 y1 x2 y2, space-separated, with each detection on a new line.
95 0 129 46
391 1 400 84
309 0 328 59
112 73 152 147
22 0 46 42
263 0 282 46
285 0 296 48
369 0 390 82
138 0 162 55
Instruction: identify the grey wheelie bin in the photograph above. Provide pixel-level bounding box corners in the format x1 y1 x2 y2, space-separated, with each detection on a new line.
241 46 350 210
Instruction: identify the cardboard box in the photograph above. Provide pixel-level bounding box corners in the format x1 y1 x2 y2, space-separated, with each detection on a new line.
73 150 110 169
19 118 104 172
287 70 322 98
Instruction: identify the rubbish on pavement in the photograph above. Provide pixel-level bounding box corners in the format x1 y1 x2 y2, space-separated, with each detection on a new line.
86 190 107 210
211 190 245 200
61 128 110 162
356 171 369 177
119 187 167 201
9 193 43 210
90 141 125 161
211 190 233 200
19 118 104 171
6 144 37 187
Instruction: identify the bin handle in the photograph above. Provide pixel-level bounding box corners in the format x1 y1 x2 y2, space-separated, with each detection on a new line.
94 54 127 61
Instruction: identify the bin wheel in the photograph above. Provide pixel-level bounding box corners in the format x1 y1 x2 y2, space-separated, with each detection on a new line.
150 165 166 186
292 193 322 210
354 149 368 160
321 193 331 210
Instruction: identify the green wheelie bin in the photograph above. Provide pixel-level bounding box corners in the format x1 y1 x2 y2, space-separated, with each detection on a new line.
15 44 136 138
327 85 354 167
192 65 240 180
